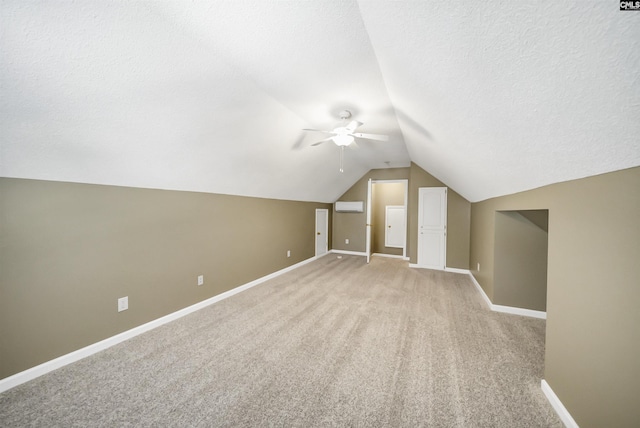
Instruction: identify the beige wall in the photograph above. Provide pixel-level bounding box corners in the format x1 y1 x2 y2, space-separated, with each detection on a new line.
332 164 471 269
332 168 410 253
371 182 405 256
494 210 548 311
0 178 331 380
408 163 471 268
470 167 640 427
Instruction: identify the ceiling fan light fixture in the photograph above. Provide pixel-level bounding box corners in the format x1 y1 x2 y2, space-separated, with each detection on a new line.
303 110 389 172
333 134 354 146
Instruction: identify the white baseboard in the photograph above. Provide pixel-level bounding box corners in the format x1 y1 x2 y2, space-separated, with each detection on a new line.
329 250 408 261
468 272 493 309
0 254 325 394
409 263 443 269
444 267 471 274
371 253 405 260
467 273 546 319
541 380 579 428
408 265 469 274
330 249 367 257
492 304 546 319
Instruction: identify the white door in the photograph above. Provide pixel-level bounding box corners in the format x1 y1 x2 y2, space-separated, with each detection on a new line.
315 209 328 257
385 205 406 249
418 187 447 269
365 179 372 263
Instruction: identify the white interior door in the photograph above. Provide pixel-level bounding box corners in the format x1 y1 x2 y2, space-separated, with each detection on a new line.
385 205 406 249
418 187 447 269
315 209 328 257
366 179 372 263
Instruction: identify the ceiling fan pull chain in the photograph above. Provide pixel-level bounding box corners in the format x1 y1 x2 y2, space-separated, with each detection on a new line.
340 146 345 173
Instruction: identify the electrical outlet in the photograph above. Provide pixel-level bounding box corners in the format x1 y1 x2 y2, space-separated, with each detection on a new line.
345 238 349 244
287 250 291 258
197 275 204 286
477 262 480 271
118 296 128 312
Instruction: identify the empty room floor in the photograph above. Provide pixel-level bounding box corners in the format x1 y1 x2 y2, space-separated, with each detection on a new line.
0 255 562 427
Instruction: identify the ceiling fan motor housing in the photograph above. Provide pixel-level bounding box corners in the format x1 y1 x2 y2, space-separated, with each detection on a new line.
339 110 352 120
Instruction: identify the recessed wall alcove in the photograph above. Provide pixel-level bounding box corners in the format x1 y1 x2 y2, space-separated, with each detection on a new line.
494 210 549 312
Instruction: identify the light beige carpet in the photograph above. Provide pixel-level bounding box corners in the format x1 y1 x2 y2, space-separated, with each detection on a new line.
0 255 562 427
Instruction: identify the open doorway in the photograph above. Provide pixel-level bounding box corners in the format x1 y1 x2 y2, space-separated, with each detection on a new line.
368 180 408 260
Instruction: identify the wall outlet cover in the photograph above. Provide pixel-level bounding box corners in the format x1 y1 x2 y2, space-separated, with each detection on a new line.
197 275 204 286
118 296 128 312
345 239 349 244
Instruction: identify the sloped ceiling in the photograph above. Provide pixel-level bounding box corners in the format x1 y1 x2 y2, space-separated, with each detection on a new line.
1 1 638 203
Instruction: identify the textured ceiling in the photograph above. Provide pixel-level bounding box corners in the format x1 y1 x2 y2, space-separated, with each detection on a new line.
1 1 638 203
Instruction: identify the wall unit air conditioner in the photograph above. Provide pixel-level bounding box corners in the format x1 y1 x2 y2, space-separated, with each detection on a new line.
335 201 364 213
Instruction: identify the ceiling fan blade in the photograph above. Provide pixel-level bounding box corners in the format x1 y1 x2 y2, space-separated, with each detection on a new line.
303 128 336 135
345 120 363 132
351 132 389 142
311 137 334 146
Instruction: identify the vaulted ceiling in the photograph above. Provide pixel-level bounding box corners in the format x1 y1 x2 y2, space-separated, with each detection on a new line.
2 1 638 203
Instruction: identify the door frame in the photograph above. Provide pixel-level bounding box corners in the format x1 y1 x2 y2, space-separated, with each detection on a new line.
315 208 329 257
365 179 409 262
366 179 372 263
417 187 447 270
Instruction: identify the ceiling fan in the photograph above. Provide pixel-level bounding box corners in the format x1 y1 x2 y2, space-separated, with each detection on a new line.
303 110 389 172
